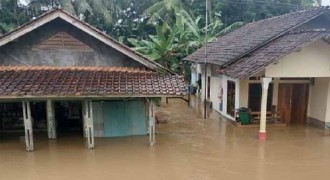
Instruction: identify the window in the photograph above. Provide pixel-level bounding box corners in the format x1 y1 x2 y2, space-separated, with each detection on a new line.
248 83 273 112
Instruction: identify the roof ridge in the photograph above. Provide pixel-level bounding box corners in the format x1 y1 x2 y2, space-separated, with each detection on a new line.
247 6 328 25
287 28 330 34
0 66 154 73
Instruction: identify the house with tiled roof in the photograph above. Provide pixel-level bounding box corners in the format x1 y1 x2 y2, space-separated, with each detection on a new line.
0 8 186 151
185 7 330 140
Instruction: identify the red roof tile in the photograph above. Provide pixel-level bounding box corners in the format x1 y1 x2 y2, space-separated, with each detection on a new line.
0 66 187 98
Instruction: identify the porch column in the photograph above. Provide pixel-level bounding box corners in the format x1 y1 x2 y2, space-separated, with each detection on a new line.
83 100 94 149
148 99 156 146
22 101 34 151
259 77 272 140
46 100 56 139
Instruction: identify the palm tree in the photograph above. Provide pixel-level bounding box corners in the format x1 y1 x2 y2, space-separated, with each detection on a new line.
143 0 193 23
62 0 114 25
15 0 114 25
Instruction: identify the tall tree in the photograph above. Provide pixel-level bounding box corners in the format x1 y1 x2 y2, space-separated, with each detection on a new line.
220 0 317 25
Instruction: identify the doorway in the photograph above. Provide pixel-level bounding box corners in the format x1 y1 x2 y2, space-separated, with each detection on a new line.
278 84 309 125
227 81 236 117
248 83 274 112
54 101 83 135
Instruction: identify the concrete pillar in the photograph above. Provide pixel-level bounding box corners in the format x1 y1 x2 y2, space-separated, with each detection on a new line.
46 100 56 139
83 100 94 149
22 101 34 151
149 99 156 146
259 77 272 140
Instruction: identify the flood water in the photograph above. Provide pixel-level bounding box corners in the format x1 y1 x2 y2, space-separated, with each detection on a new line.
1 98 330 180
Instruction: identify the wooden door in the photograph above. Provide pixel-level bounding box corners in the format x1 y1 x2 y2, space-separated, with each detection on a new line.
278 84 309 125
291 84 308 124
278 84 292 124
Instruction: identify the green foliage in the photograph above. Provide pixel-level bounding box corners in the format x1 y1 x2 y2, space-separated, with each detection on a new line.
0 0 320 78
128 8 243 74
220 0 317 25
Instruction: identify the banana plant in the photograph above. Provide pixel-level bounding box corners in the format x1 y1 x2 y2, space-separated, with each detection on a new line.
174 9 244 54
128 25 180 70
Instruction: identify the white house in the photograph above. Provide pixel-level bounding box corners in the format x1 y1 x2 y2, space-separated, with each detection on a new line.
185 7 330 139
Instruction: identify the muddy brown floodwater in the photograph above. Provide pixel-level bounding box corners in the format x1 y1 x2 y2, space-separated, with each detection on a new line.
1 98 330 180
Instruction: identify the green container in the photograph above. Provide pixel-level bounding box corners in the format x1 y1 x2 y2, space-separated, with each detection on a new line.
238 110 251 125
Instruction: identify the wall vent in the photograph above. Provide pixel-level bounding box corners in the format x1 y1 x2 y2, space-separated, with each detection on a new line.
33 32 93 52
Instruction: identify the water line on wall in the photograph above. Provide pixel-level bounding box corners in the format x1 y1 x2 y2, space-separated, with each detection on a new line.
0 49 31 66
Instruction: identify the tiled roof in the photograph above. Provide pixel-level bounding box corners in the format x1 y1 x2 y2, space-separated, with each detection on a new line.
184 7 328 66
222 30 330 78
0 66 187 98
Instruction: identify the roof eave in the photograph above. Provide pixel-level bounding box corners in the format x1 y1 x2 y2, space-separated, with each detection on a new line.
0 94 186 101
221 11 326 68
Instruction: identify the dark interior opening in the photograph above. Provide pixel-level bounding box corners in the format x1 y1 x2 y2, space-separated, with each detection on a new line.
227 80 236 117
0 102 48 131
54 101 83 135
207 76 211 99
0 101 83 137
248 83 273 112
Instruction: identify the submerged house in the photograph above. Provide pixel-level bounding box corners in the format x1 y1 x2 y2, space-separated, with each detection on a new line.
0 9 186 151
185 7 330 139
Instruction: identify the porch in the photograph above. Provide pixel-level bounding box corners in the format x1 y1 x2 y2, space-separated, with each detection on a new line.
0 66 187 151
0 98 157 151
216 37 330 140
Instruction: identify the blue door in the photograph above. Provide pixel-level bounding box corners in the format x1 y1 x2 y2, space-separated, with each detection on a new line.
103 100 146 137
130 101 147 135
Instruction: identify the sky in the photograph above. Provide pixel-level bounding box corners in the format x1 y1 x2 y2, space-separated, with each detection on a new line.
16 0 330 7
19 0 29 6
323 0 330 5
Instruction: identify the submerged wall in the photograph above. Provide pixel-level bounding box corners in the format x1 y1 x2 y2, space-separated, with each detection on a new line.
92 99 147 137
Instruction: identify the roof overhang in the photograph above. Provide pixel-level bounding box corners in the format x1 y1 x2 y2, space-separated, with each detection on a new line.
0 94 183 101
221 30 330 79
0 66 187 98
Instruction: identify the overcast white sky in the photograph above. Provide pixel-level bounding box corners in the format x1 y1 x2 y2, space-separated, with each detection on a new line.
16 0 330 7
323 0 330 5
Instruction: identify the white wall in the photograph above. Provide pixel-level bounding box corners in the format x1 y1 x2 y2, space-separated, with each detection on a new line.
325 79 330 123
210 76 222 111
266 40 330 77
192 63 240 120
190 64 198 85
219 75 240 120
308 78 329 122
239 79 249 108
